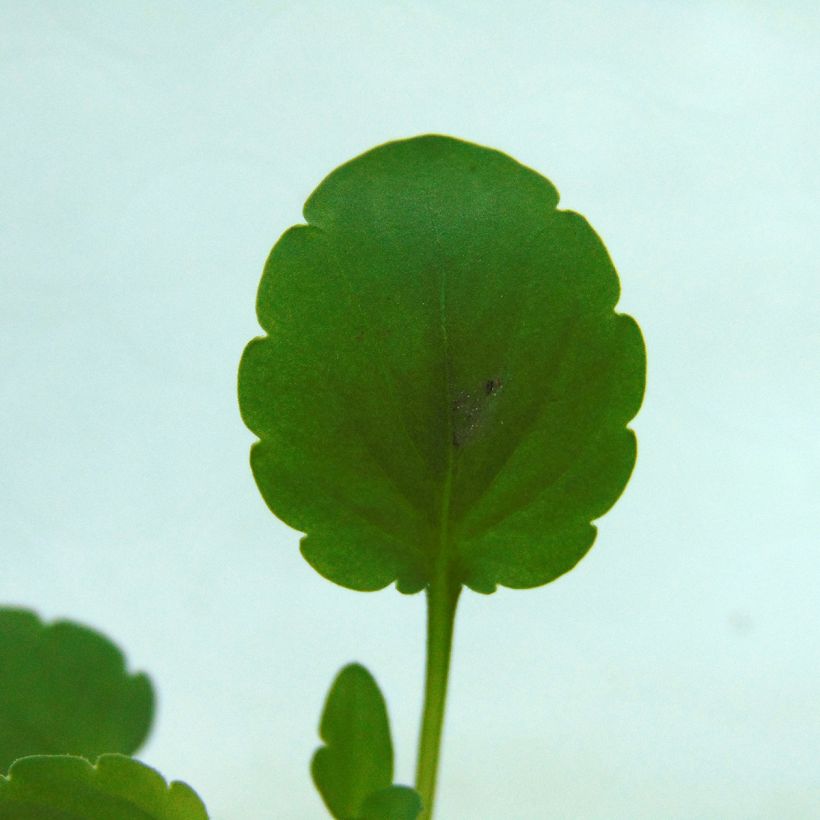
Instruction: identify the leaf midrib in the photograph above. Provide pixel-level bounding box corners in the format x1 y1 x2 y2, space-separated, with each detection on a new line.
422 188 455 577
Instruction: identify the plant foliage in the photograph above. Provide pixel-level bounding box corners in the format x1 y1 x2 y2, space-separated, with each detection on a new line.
0 754 207 819
313 664 420 819
239 135 645 595
0 609 153 772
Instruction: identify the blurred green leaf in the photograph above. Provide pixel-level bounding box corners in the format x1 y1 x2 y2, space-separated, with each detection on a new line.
312 664 393 819
239 134 645 594
360 785 422 819
0 754 207 819
0 608 153 771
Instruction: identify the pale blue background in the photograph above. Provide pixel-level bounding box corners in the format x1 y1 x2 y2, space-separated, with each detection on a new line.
2 2 818 818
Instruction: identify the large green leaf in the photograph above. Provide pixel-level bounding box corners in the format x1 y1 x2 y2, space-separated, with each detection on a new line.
0 754 207 819
312 664 393 819
239 134 645 593
0 609 153 771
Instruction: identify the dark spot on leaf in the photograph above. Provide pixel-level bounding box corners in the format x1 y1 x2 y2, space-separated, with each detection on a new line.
452 376 503 447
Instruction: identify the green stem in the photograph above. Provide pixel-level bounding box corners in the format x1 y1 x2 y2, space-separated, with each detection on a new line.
415 569 460 820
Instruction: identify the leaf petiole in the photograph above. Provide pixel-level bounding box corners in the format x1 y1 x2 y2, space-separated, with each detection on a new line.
414 568 460 820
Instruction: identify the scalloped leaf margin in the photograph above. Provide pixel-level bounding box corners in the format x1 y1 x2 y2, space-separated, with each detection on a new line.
0 754 208 819
0 607 154 771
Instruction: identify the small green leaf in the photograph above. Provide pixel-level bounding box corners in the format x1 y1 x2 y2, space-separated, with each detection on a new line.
0 609 154 771
0 754 208 819
312 664 393 819
239 134 646 594
360 785 423 820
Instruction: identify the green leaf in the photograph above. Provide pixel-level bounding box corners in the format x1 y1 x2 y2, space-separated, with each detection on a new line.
0 754 207 819
239 134 646 593
312 664 393 819
0 609 154 771
359 786 423 820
